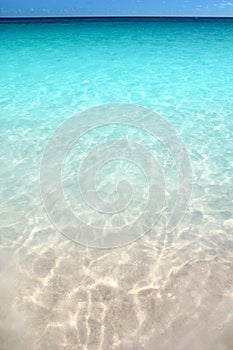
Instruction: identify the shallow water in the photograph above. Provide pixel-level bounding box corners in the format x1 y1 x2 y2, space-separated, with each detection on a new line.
0 18 233 349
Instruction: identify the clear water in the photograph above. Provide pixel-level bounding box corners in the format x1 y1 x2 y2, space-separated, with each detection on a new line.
0 18 233 349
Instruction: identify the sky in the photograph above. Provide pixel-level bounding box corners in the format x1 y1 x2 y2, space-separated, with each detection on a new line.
1 0 233 17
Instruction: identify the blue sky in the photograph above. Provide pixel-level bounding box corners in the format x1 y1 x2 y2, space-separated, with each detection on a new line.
1 0 233 17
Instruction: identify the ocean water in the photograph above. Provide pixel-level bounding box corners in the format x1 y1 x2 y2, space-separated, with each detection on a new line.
0 18 233 349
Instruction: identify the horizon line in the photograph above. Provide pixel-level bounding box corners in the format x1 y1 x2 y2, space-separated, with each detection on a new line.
1 15 233 20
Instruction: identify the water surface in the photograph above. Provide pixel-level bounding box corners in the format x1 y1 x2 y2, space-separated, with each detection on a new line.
0 18 233 350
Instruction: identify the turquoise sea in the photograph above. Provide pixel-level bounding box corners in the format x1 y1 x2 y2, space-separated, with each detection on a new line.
0 18 233 349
